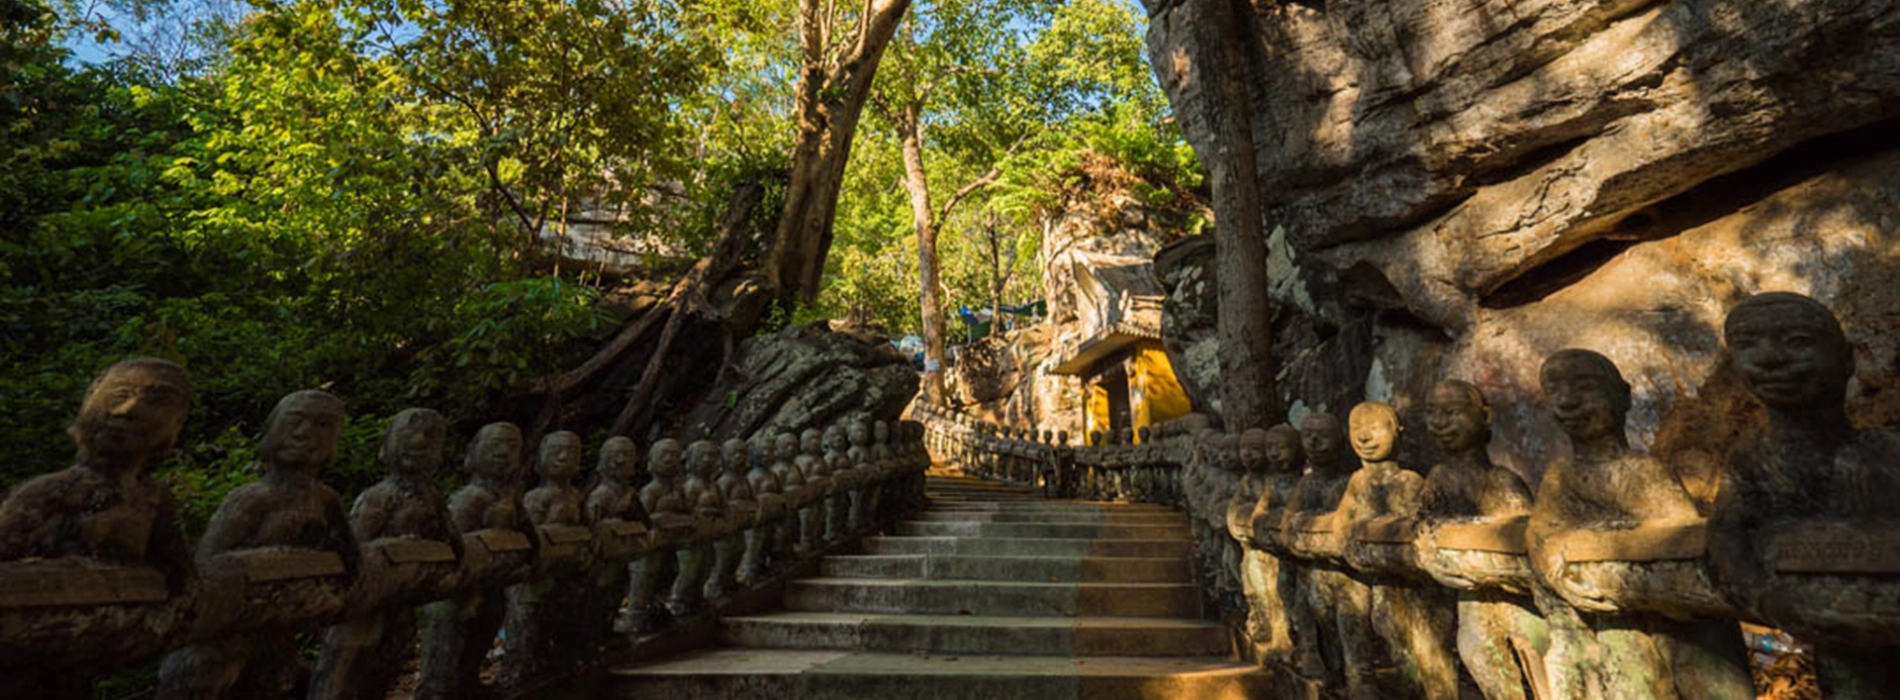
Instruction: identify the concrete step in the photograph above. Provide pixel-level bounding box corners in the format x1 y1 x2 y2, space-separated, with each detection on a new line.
719 612 1230 657
925 501 1175 513
819 554 1192 584
784 578 1200 618
865 536 1187 558
608 649 1272 700
895 521 1191 540
914 511 1185 524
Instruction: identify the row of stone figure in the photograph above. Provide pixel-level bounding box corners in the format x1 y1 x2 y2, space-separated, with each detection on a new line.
924 292 1900 700
0 371 929 700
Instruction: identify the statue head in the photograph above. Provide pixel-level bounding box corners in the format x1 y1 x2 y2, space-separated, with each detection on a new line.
1057 431 1069 446
649 439 684 479
536 431 583 484
774 432 798 462
823 425 848 454
380 408 446 479
849 420 870 447
874 420 890 445
1090 431 1104 447
1724 292 1854 412
1239 429 1268 474
1138 426 1152 445
1265 425 1303 474
1298 412 1345 473
1540 349 1630 444
260 390 346 475
686 440 720 479
800 429 823 457
70 358 192 475
597 436 639 484
466 422 523 482
1348 401 1401 464
748 439 771 471
1120 428 1134 446
1426 380 1491 454
720 438 748 476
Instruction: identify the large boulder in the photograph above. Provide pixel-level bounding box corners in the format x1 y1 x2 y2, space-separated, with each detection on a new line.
682 322 918 440
1145 0 1900 483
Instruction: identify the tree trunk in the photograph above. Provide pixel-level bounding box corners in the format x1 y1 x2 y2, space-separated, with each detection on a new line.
1207 0 1278 431
899 106 947 404
765 0 913 304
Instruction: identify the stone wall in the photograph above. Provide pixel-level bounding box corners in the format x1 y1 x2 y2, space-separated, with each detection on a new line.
1144 0 1900 482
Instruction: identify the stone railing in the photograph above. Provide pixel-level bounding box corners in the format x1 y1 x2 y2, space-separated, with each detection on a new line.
0 372 929 700
912 292 1900 699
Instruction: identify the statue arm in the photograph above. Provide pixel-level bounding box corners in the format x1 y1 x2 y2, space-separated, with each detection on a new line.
0 478 62 559
198 486 264 558
349 489 391 542
433 495 466 560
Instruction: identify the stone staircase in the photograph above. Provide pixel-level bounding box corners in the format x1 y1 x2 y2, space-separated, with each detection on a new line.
606 475 1271 699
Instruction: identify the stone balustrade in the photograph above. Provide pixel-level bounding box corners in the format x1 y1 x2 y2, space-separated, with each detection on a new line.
0 374 930 700
912 293 1900 700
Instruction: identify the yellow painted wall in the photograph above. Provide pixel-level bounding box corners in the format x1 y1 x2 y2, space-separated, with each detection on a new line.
1086 382 1111 442
1130 344 1191 436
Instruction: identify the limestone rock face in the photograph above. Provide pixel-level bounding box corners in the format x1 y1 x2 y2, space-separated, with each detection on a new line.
1145 0 1900 479
946 326 1084 434
684 322 918 440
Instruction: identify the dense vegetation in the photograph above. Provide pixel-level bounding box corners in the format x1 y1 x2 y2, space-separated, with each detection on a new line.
0 0 1200 534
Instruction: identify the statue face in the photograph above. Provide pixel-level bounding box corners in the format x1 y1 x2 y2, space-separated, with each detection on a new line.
1541 354 1627 442
1264 429 1302 473
651 440 683 478
1299 414 1343 470
1725 297 1852 411
1239 434 1266 473
598 438 638 482
691 441 720 478
75 362 191 468
875 421 890 443
775 434 797 460
469 423 523 480
849 422 869 446
539 432 582 482
384 410 445 477
823 427 846 453
1425 382 1487 453
1348 403 1399 463
261 391 345 473
802 430 822 456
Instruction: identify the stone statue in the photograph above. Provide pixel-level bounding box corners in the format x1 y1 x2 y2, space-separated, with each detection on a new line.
741 436 786 585
1201 433 1241 608
1526 349 1751 700
1279 411 1374 698
1414 380 1545 700
795 429 831 553
675 440 729 615
871 420 895 518
846 421 873 530
1335 401 1459 699
498 430 590 685
624 438 690 633
311 408 459 700
1708 292 1900 697
707 438 758 600
579 437 647 657
821 425 853 543
1242 426 1306 669
157 390 359 700
770 432 808 561
416 422 530 700
0 359 193 698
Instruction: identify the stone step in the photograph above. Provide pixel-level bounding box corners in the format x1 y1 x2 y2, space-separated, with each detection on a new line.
925 501 1175 513
784 578 1200 618
819 554 1192 583
895 521 1191 540
865 536 1187 558
718 612 1230 657
914 511 1185 524
608 649 1273 700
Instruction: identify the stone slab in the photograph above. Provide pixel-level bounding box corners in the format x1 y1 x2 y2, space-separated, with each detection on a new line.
233 549 345 583
378 538 456 565
0 564 168 608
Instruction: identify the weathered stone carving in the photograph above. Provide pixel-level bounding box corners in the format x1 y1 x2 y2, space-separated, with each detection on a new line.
0 359 193 696
1526 350 1750 700
1241 426 1305 667
580 437 647 657
1279 412 1375 698
311 408 460 700
795 429 830 553
667 440 726 617
1337 401 1458 699
771 432 808 562
1708 292 1900 697
416 421 531 700
708 438 758 600
846 421 873 530
1412 381 1546 700
741 436 786 585
624 438 691 634
496 430 593 685
157 390 358 700
822 425 854 543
